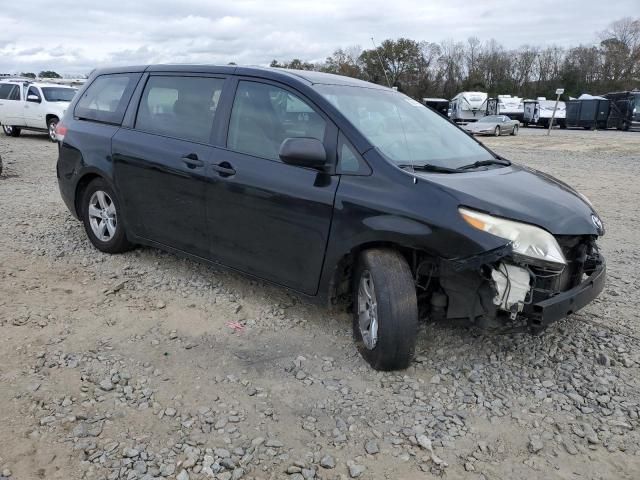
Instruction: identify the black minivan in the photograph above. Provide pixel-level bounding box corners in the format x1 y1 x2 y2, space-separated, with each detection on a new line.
57 65 606 370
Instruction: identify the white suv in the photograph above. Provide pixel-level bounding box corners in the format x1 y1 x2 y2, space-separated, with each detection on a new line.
0 80 77 141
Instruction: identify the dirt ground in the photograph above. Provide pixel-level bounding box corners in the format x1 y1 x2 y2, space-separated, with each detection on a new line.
0 127 639 480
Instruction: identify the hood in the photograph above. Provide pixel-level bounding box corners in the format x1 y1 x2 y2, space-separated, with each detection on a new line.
415 165 603 236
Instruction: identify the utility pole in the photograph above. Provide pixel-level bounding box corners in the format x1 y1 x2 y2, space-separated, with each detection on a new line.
547 88 564 136
370 36 391 88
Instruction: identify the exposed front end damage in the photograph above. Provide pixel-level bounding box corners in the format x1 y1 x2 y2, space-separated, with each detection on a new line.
417 236 605 331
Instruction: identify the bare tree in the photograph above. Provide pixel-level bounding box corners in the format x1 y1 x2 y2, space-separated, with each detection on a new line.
269 16 639 100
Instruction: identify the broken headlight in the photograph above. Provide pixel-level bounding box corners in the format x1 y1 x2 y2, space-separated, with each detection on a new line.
459 207 566 268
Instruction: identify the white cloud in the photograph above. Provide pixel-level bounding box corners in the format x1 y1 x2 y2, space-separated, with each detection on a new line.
0 0 635 75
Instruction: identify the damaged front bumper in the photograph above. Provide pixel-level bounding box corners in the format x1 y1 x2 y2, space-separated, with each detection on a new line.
524 260 606 331
436 239 606 331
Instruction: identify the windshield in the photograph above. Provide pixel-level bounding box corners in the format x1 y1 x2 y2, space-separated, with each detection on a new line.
315 85 494 168
41 87 76 102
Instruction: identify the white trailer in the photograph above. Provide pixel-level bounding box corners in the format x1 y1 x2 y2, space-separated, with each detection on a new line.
486 95 524 121
450 91 487 123
522 97 567 128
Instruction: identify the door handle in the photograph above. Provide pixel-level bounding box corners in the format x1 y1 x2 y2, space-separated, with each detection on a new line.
182 153 204 169
211 162 236 177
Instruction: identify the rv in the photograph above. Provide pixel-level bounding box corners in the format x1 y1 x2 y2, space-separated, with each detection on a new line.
602 90 640 130
523 97 566 128
450 91 487 123
486 95 524 122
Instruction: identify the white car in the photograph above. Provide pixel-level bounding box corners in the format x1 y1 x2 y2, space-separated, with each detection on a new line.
0 80 77 141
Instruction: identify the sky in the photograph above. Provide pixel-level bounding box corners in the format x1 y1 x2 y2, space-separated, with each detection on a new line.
0 0 636 76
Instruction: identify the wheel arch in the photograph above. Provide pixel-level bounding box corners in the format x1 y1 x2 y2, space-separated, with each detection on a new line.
74 172 105 217
327 240 433 310
46 113 59 125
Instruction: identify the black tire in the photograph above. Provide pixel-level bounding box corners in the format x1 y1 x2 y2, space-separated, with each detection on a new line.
80 178 133 254
494 126 501 137
622 120 630 131
511 125 518 136
352 249 418 370
47 117 59 142
2 125 21 137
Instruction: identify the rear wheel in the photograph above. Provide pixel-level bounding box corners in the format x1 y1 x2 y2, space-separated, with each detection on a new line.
80 178 133 254
2 125 20 137
47 117 59 142
511 125 518 136
494 126 501 136
353 249 418 371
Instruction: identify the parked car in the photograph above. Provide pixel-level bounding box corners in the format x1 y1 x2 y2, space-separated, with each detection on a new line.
463 115 519 136
57 66 606 370
0 80 77 141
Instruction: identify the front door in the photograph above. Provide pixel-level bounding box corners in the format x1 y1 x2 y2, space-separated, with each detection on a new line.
112 74 227 258
205 79 339 295
24 85 45 128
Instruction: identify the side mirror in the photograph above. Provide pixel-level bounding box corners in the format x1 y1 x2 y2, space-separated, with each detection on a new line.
279 137 327 169
27 94 41 103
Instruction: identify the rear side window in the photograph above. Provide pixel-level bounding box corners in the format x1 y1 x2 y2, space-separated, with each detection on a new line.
0 84 13 100
0 84 21 101
227 81 326 161
135 76 225 144
74 74 138 124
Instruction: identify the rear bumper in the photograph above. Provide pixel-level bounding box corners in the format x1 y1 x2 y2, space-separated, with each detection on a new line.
525 261 606 329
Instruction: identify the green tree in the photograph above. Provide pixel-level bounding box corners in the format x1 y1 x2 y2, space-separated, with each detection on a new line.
360 38 423 88
20 72 36 79
38 70 62 78
322 47 363 78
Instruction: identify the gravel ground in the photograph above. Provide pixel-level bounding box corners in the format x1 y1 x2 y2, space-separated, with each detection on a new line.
0 127 639 480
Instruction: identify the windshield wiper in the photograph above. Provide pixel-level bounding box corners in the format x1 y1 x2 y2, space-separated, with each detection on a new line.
457 158 511 170
397 163 462 174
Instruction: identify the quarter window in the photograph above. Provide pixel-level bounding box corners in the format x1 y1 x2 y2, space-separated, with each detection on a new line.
227 81 326 161
74 73 138 124
135 76 225 144
338 133 370 175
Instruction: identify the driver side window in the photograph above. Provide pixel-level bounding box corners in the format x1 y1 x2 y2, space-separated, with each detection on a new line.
227 81 326 161
27 86 41 101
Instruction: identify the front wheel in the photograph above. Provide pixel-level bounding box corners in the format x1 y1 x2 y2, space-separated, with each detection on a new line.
47 118 59 142
511 125 518 136
353 249 418 370
2 125 20 137
494 126 501 136
81 178 133 254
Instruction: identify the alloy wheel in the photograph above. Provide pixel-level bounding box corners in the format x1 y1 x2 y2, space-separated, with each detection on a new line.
88 190 117 242
48 122 57 141
357 270 379 350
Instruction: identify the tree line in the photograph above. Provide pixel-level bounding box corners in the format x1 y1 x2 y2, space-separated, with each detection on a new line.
19 71 62 79
271 17 640 101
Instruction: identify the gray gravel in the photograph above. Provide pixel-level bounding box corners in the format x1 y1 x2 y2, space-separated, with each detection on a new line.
0 128 639 479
